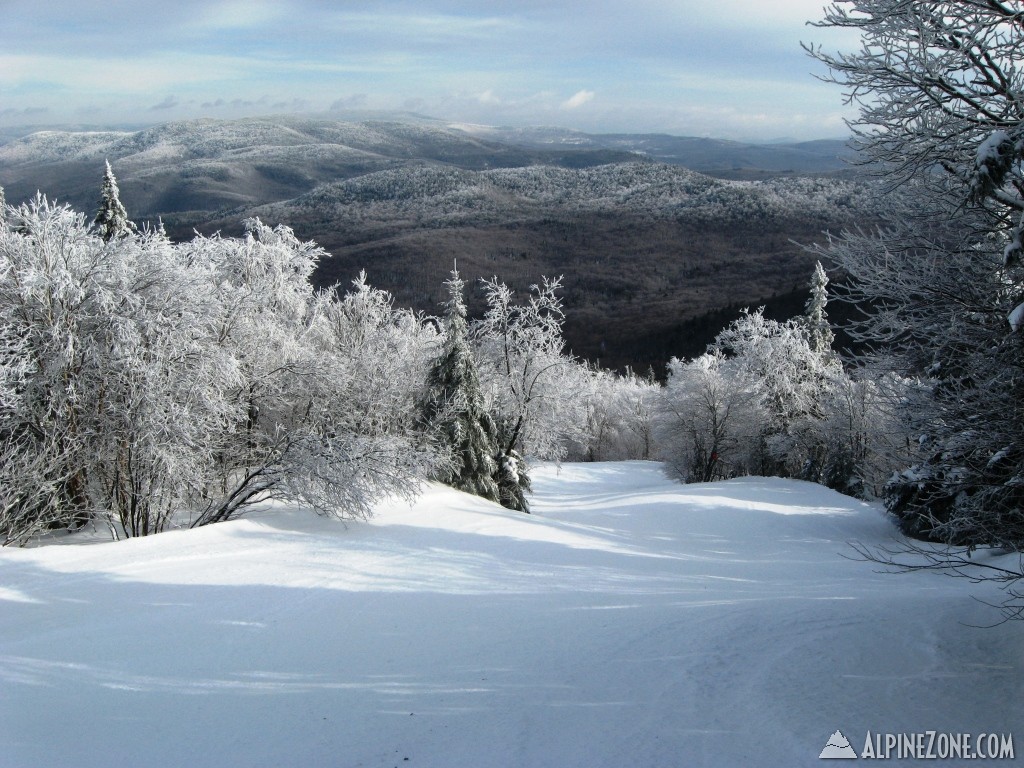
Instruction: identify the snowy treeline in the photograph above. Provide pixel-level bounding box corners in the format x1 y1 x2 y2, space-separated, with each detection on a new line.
0 179 609 542
806 0 1024 552
654 264 908 495
0 168 924 546
0 179 916 549
10 134 1017 556
0 193 448 544
286 161 883 232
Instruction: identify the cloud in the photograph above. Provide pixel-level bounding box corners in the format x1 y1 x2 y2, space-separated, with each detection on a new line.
0 106 49 117
149 95 179 111
271 97 311 111
561 90 595 110
329 94 369 111
197 0 285 30
0 2 854 140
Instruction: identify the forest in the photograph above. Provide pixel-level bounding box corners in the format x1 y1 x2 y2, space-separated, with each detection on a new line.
0 117 882 372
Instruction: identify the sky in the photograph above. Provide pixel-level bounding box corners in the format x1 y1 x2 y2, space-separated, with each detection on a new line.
0 1 859 141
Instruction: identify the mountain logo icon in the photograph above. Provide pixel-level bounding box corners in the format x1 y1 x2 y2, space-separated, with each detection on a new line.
820 730 858 759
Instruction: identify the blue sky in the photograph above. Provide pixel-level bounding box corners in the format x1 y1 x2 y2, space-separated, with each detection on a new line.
0 1 858 141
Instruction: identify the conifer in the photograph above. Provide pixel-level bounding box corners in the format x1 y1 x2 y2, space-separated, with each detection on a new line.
93 161 136 242
421 269 501 503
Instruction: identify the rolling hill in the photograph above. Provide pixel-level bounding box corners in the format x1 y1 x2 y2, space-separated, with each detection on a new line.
0 116 878 370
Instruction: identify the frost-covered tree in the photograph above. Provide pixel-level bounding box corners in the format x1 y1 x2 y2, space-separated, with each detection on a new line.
807 2 1024 220
814 205 1024 539
420 269 501 503
803 261 835 355
572 367 658 462
0 196 239 540
1 197 440 544
328 271 440 446
187 221 438 528
474 276 590 511
656 350 763 482
808 1 1024 546
93 161 136 242
712 308 844 479
475 276 589 458
819 366 912 499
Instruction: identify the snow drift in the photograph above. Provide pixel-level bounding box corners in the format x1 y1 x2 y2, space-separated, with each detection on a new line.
1 462 1018 767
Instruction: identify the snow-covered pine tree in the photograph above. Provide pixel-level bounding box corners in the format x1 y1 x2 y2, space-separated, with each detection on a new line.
495 448 530 513
803 261 834 356
421 269 501 504
93 161 136 242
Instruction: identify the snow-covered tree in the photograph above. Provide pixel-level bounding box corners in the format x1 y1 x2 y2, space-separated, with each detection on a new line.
420 269 501 503
803 261 834 355
1 199 97 540
807 2 1024 222
808 2 1024 546
328 271 440 446
93 161 136 242
712 307 844 479
475 277 588 457
572 367 659 462
818 366 912 499
656 350 763 482
474 276 590 511
187 221 438 527
1 197 441 544
0 196 240 540
814 205 1024 539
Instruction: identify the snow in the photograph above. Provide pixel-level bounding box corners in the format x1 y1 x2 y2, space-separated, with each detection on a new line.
1 462 1019 767
1009 300 1024 331
976 130 1010 165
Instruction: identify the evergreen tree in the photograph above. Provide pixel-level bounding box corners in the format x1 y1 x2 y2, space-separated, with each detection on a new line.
93 161 136 242
421 270 501 503
495 448 531 513
803 261 834 356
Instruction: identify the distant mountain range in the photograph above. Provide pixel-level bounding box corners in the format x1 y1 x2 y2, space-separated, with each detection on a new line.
0 116 874 371
0 116 854 217
0 116 639 218
447 124 855 178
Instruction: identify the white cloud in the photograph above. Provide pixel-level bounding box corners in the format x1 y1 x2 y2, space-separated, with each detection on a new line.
196 0 287 30
0 1 855 139
0 53 248 94
561 90 595 109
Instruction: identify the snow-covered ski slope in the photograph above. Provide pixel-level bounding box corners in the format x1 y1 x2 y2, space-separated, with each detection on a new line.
1 462 1019 767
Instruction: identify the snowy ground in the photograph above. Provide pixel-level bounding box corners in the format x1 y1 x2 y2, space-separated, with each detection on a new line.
1 462 1020 767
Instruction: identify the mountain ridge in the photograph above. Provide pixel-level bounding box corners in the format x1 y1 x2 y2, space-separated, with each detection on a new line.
0 115 874 371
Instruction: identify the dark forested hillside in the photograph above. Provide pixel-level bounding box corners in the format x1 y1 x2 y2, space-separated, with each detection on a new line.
0 116 875 370
240 162 881 370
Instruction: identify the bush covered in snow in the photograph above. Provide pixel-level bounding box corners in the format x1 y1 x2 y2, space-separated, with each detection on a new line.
0 188 442 543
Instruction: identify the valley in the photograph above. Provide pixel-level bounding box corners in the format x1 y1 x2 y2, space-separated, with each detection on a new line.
0 116 875 370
